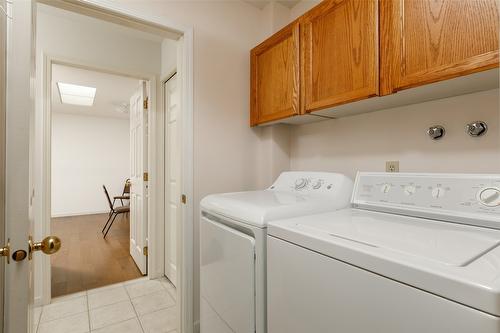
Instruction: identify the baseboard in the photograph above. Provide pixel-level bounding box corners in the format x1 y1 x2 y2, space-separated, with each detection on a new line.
51 210 109 218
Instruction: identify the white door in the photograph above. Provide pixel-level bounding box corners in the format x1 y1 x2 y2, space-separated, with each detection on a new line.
0 1 6 331
164 73 180 286
130 81 148 275
3 1 38 332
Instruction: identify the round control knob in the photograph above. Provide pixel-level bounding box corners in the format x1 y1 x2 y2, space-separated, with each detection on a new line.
380 183 391 194
404 185 417 196
478 187 500 207
294 178 309 190
431 187 446 199
312 179 324 190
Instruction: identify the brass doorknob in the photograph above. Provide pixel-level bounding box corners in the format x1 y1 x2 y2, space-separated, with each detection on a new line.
28 236 61 260
0 238 10 264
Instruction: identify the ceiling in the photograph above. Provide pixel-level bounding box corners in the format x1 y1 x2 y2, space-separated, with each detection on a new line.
52 64 141 120
244 0 301 9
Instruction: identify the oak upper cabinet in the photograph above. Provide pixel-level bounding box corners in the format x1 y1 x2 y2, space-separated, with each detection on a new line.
250 22 300 126
380 0 499 95
301 0 379 113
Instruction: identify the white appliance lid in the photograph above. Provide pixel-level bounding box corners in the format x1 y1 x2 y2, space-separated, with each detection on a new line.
268 209 500 316
200 172 353 228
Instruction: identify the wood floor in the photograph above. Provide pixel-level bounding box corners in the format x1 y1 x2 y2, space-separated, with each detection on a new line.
51 213 143 297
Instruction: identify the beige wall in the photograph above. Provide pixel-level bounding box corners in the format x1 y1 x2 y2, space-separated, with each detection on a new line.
103 1 273 328
290 0 320 19
290 89 500 178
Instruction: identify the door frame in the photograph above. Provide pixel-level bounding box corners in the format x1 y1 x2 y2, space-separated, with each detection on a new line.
39 54 156 299
35 2 194 333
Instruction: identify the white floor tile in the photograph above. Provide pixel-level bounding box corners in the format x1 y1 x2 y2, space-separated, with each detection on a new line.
90 317 143 333
51 291 87 304
166 288 177 301
139 307 177 333
87 282 124 295
89 300 136 330
124 277 149 286
88 286 129 309
159 278 175 291
40 296 88 323
126 280 164 299
38 312 89 333
131 289 175 316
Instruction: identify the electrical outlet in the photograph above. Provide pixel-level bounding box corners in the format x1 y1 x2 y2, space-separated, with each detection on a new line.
386 161 399 172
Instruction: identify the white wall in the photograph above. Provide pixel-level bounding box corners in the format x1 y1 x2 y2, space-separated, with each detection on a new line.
161 38 178 79
51 113 130 217
290 89 500 178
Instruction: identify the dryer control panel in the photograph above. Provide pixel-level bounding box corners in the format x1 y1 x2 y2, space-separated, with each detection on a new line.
268 171 353 197
352 173 500 229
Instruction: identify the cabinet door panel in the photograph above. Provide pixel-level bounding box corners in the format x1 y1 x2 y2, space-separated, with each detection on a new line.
251 23 299 126
302 0 379 113
381 0 499 95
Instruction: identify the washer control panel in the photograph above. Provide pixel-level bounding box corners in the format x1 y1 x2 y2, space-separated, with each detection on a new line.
352 173 500 227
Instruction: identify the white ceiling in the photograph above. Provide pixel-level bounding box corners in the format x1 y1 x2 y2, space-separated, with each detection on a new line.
244 0 301 9
52 64 141 120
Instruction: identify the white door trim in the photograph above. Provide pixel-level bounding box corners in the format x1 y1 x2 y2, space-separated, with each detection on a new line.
37 3 195 333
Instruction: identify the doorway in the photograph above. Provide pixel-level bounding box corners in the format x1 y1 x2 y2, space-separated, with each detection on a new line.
49 64 146 297
29 2 192 332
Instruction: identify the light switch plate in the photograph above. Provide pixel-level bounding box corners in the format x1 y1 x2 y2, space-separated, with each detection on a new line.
386 161 400 172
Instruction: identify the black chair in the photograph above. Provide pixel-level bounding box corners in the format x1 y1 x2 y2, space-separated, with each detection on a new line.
114 178 131 205
101 185 130 238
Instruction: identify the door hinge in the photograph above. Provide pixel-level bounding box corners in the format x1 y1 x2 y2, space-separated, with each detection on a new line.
181 194 187 204
143 172 149 181
143 98 148 110
143 246 148 256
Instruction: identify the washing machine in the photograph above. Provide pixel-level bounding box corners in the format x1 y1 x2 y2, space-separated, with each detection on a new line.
200 171 354 333
268 172 500 333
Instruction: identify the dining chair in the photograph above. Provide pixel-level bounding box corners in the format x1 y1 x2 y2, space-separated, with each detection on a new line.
102 185 130 238
114 178 131 205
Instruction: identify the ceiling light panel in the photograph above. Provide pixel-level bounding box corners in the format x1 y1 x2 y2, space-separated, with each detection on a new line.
57 82 96 106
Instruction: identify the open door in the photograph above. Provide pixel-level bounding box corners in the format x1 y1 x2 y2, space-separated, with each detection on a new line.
129 81 148 275
3 1 34 332
164 73 180 286
3 1 61 332
0 1 6 331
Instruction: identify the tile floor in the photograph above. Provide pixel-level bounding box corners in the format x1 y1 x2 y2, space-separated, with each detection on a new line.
34 277 177 333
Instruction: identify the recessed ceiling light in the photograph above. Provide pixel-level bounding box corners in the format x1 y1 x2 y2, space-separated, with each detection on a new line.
57 82 96 106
